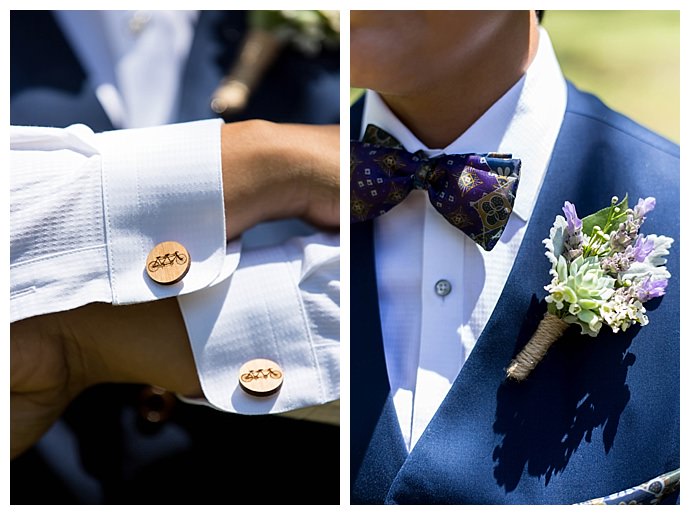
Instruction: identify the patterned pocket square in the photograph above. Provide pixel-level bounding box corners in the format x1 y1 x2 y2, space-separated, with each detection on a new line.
575 469 679 505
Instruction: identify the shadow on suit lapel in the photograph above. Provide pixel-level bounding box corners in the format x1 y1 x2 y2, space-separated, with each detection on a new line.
386 84 639 503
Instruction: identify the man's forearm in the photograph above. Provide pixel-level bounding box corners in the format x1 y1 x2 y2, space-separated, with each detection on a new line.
59 300 202 397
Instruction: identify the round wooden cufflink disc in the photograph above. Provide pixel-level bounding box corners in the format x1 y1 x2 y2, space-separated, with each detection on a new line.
145 241 190 285
238 358 284 397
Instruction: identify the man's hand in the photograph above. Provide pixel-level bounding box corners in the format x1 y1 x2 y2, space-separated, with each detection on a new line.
10 313 83 459
10 299 201 460
221 121 339 240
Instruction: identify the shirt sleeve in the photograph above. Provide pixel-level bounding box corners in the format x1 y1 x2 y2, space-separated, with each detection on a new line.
10 119 239 322
177 231 340 415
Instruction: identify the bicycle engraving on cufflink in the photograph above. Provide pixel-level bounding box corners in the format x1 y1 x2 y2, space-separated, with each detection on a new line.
240 368 283 383
147 251 188 273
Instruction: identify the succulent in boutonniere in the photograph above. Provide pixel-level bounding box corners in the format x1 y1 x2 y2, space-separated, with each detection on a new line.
506 195 673 381
211 10 339 116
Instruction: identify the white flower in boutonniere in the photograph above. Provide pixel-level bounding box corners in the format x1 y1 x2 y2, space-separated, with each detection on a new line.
506 195 673 381
211 10 339 116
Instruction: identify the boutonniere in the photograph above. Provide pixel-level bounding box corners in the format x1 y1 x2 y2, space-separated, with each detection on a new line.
506 195 673 381
211 10 339 116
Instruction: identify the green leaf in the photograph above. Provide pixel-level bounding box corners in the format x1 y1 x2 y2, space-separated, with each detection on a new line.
577 309 596 324
582 194 628 236
579 298 599 310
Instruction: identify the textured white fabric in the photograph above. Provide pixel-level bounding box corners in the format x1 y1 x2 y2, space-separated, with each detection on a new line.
11 125 111 321
178 232 340 414
10 119 233 322
364 29 567 450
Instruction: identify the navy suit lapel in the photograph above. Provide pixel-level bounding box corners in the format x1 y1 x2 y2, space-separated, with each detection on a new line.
350 99 408 503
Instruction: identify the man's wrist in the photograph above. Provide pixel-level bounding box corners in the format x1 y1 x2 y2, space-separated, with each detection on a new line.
221 120 308 239
60 301 203 398
220 120 340 238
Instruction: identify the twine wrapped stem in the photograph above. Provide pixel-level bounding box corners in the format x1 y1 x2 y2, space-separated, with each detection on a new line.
506 312 570 381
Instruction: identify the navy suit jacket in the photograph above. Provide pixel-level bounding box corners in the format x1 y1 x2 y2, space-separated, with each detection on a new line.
351 85 679 504
11 10 339 504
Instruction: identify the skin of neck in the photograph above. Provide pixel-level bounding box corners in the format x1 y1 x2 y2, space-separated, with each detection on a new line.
351 11 540 149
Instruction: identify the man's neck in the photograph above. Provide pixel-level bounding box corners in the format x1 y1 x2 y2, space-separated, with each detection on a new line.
380 20 540 149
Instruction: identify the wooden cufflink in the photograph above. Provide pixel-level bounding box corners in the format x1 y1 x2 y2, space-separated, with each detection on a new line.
238 358 284 397
146 241 191 285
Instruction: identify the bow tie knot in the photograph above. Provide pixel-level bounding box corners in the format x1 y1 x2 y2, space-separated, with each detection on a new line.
351 125 521 251
411 156 432 190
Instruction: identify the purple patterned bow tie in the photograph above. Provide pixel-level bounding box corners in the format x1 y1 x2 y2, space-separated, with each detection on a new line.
351 124 521 251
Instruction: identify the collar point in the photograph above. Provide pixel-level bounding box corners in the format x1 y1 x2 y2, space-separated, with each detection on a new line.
511 204 530 223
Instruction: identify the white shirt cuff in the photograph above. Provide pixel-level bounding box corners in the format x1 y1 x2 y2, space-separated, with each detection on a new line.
177 232 340 415
11 120 239 323
96 118 237 304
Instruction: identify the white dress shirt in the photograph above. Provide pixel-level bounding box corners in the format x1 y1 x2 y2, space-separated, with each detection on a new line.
10 11 339 420
361 28 567 450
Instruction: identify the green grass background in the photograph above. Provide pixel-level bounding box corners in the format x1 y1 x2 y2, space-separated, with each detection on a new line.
351 10 680 143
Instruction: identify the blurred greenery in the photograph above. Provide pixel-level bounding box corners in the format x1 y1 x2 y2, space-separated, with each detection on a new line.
350 11 679 143
544 10 679 142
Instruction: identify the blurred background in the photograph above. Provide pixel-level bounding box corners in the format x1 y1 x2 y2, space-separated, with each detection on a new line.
543 10 679 143
351 10 680 143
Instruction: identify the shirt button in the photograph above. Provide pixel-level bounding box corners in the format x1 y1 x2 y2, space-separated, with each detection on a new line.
146 241 191 285
238 359 284 397
435 279 452 297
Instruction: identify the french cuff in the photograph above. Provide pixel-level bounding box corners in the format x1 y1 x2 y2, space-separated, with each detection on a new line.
95 118 238 304
177 241 339 415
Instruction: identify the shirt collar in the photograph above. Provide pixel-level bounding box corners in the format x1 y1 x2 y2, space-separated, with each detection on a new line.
361 27 567 222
